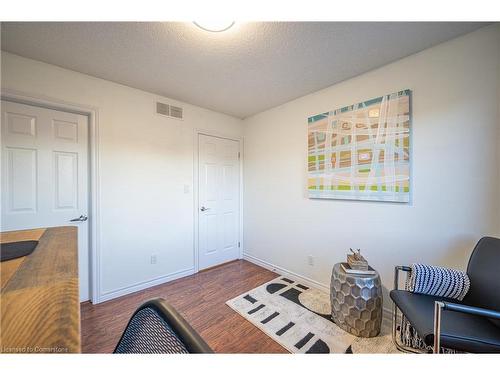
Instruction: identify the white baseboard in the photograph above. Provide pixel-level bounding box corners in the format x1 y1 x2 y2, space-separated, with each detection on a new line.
96 267 195 304
243 253 330 293
244 252 394 330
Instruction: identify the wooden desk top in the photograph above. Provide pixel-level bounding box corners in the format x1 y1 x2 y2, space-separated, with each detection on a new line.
0 227 81 353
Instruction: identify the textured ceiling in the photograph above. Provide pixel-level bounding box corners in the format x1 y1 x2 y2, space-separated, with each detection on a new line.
0 22 489 118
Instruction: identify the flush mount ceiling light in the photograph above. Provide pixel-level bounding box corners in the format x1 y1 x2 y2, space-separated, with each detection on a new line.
193 20 235 33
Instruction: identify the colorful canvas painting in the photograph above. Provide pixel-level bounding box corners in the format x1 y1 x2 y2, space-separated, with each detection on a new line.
307 90 411 202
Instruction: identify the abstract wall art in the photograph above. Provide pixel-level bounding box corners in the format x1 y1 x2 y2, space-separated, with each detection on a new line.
307 90 411 202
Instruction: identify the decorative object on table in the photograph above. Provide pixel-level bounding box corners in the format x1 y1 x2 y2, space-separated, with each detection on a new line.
347 248 368 270
340 263 377 275
307 89 411 202
331 260 383 338
391 237 500 354
341 248 377 275
226 276 396 353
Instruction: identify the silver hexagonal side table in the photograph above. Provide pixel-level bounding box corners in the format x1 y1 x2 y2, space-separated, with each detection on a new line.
330 263 382 338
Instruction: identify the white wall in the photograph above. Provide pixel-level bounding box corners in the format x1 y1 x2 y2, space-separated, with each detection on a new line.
242 25 500 309
1 52 244 302
2 25 499 310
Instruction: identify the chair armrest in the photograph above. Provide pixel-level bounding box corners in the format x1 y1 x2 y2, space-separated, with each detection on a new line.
114 298 213 353
393 265 411 291
433 301 500 353
146 298 213 353
440 301 500 320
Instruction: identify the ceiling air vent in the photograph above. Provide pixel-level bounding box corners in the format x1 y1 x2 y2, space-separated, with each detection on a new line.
156 101 184 120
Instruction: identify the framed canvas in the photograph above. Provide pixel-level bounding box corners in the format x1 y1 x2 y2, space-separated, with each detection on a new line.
307 90 411 202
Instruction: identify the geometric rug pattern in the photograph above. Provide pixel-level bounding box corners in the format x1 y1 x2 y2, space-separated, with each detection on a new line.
226 277 398 353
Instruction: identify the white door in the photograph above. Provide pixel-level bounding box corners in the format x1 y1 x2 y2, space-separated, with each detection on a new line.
198 134 240 270
1 100 90 302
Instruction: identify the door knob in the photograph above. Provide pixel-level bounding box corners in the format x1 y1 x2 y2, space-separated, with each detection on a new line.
70 215 88 222
200 206 210 212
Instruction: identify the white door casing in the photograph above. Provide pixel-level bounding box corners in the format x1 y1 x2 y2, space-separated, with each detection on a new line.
198 134 240 270
1 100 90 301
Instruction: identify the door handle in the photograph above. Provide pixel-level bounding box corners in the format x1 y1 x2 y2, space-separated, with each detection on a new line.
200 206 210 212
70 215 88 222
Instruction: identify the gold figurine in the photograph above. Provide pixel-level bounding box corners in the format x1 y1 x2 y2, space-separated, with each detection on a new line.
347 248 369 271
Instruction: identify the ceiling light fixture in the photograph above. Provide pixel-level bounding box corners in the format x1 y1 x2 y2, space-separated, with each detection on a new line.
193 21 235 33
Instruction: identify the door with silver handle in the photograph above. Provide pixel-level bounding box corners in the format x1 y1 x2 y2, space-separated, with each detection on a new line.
70 215 88 222
197 134 240 271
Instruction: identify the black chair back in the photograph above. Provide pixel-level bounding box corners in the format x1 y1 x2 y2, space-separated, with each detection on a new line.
464 237 500 327
114 298 213 354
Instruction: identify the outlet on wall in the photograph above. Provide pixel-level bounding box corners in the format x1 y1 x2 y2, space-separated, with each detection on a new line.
307 255 314 266
150 254 157 265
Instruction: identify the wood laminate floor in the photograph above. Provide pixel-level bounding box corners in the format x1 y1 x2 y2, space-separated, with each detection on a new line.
81 260 287 353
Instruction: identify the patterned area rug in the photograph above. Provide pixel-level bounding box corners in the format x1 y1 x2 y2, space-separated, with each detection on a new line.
226 276 398 353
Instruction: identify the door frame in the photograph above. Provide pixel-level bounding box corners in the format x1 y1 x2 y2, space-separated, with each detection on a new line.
193 129 243 273
1 88 102 304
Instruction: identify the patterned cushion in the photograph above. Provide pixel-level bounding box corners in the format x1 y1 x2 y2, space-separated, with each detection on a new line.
115 307 189 354
407 263 470 301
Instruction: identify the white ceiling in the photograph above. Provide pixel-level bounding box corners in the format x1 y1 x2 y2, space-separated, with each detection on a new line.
0 22 489 118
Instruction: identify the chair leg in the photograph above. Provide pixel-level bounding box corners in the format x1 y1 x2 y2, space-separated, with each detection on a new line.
433 302 444 354
391 266 425 354
392 302 398 340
